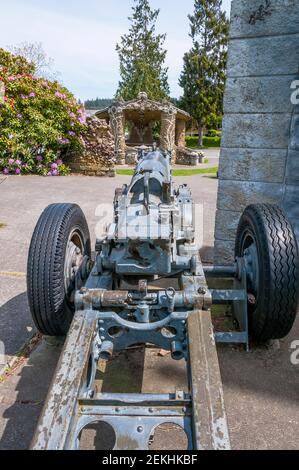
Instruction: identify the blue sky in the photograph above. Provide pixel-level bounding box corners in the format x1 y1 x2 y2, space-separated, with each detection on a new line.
0 0 231 101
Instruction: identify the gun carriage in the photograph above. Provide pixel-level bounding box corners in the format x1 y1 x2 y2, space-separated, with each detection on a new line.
27 148 298 450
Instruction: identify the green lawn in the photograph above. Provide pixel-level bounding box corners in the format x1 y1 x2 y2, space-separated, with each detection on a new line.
116 167 218 177
186 136 221 148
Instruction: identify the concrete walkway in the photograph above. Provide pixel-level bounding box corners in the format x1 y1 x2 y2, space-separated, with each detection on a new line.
0 172 298 450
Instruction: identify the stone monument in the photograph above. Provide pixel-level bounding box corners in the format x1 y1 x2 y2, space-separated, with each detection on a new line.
215 0 299 264
96 92 199 165
64 116 115 177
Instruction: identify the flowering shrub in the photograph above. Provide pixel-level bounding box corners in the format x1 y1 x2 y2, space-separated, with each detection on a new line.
0 48 87 176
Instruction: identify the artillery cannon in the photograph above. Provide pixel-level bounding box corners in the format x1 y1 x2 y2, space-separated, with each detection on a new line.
27 148 298 450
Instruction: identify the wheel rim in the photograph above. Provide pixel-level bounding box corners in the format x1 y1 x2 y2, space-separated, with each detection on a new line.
241 230 260 305
64 229 84 305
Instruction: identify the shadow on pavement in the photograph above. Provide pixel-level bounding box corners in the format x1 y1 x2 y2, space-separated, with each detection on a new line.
217 316 299 449
200 245 214 264
0 292 34 357
219 330 299 405
79 347 146 450
0 337 146 450
99 347 145 394
0 336 63 450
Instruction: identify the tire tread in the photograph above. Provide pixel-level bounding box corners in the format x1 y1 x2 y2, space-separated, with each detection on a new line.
27 203 90 336
235 204 298 342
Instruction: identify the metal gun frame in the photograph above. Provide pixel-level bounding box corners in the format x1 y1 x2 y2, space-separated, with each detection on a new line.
31 149 251 451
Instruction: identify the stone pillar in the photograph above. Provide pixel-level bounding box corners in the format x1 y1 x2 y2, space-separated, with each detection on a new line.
109 108 126 165
176 119 186 147
160 108 177 154
214 0 299 264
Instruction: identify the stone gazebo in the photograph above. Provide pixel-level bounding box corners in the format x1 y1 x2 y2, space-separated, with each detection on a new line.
96 92 198 165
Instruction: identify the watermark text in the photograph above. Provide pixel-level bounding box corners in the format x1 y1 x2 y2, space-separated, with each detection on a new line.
290 340 299 365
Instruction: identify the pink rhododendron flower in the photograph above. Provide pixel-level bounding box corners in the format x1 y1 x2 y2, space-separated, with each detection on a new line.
55 91 66 99
78 108 87 124
0 51 82 177
58 138 70 145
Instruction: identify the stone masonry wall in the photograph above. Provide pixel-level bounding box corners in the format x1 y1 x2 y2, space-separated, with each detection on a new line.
214 0 299 264
65 116 115 177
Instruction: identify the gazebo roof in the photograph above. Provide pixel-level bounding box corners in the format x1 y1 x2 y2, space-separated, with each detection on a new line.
96 92 190 123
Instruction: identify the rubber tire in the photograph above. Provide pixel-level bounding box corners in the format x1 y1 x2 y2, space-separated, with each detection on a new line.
235 204 298 342
27 203 91 336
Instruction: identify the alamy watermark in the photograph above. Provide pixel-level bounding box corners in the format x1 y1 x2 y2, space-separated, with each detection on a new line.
0 341 5 366
290 80 299 105
0 82 5 105
290 340 299 366
94 201 205 248
289 82 299 364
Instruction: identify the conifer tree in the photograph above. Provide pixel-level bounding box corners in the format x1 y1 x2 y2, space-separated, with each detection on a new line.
116 0 169 101
179 0 229 145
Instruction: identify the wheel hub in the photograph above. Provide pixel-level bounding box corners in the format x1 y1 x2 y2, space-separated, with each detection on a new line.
243 241 259 298
64 231 84 302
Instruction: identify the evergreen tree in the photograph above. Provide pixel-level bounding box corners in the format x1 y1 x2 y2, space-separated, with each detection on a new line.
179 0 229 145
116 0 169 101
84 98 113 109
